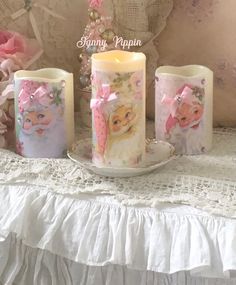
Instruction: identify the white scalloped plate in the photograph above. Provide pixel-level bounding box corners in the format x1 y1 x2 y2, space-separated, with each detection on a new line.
67 138 176 177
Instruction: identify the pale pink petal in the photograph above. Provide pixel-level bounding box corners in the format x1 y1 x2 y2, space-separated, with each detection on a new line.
0 83 14 105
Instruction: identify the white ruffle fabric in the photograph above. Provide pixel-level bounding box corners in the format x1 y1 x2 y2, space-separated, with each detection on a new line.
0 185 235 283
0 234 235 285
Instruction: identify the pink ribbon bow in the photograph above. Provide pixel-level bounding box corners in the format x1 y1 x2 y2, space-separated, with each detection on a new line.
19 85 53 112
90 84 117 110
162 85 194 117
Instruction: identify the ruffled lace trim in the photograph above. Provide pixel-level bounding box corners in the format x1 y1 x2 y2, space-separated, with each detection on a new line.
0 185 235 279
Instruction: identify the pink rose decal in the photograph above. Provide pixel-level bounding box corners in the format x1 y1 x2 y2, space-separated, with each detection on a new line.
130 71 143 100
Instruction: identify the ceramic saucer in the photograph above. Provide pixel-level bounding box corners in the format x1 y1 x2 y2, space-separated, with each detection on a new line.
67 138 176 177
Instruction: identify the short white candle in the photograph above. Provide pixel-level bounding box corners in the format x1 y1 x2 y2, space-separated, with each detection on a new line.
14 68 74 158
91 50 146 167
155 65 213 154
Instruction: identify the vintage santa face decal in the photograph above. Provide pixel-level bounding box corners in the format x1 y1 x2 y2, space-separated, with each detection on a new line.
16 80 67 158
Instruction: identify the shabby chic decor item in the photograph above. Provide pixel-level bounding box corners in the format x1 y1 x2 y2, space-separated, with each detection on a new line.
155 65 213 154
14 68 74 158
91 50 146 167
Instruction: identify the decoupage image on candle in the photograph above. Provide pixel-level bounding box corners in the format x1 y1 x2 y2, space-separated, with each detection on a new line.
156 78 206 154
91 70 145 167
16 80 67 158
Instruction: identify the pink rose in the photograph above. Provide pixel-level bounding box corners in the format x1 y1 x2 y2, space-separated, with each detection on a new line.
0 30 43 70
0 31 25 55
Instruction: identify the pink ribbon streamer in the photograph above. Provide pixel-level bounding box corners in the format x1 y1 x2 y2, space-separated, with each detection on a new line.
90 84 117 156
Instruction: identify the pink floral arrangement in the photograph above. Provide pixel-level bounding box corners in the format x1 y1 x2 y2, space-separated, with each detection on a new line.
0 30 42 148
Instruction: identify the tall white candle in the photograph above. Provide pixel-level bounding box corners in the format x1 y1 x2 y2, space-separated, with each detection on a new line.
91 50 146 167
14 68 74 158
155 65 213 154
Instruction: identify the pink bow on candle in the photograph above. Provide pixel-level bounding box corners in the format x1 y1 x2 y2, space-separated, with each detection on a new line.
90 84 117 155
162 84 194 117
90 84 117 109
19 85 53 112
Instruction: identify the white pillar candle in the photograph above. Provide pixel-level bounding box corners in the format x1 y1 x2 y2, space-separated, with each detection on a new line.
14 68 74 158
155 65 213 155
91 50 146 167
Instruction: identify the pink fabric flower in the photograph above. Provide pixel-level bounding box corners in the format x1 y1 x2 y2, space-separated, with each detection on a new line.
0 30 43 71
0 31 24 55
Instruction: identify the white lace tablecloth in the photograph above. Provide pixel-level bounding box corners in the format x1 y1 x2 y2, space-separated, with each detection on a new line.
0 122 236 284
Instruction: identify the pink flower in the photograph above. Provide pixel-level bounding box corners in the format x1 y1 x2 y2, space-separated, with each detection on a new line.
0 30 43 71
89 0 103 8
0 31 25 55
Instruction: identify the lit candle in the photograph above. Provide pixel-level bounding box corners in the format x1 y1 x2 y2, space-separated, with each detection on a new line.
155 65 213 154
14 68 74 158
91 50 146 167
